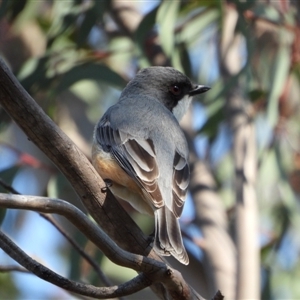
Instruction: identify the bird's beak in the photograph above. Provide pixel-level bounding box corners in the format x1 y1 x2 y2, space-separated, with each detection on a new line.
188 85 211 96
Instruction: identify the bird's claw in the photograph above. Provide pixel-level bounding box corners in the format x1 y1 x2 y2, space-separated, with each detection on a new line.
101 179 113 192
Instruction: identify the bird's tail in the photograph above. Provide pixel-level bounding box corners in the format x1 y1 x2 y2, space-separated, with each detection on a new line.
154 206 189 265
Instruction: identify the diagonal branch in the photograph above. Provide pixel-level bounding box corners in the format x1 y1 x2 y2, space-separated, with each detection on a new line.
0 265 29 273
0 55 206 299
40 213 112 287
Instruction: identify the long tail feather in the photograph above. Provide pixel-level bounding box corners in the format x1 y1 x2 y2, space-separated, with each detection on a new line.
154 207 189 265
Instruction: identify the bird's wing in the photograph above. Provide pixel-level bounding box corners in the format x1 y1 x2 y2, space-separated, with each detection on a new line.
95 115 164 208
172 151 190 217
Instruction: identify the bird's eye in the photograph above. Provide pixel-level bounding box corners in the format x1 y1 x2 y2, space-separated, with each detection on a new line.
169 85 181 96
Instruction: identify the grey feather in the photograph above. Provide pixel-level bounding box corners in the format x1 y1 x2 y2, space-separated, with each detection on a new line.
93 67 210 264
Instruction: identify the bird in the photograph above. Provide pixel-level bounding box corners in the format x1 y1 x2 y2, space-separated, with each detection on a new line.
92 66 210 265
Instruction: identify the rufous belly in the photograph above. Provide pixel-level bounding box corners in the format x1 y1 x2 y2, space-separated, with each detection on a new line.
92 144 154 216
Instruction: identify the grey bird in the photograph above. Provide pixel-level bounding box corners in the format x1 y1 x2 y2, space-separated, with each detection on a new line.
92 66 210 265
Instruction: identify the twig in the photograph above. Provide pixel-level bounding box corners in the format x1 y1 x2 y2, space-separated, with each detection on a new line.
0 265 30 273
40 213 113 287
0 178 20 194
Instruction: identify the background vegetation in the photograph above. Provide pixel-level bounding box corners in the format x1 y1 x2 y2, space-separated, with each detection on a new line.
0 0 300 299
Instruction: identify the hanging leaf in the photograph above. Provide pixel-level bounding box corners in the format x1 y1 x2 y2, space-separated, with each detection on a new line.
177 8 219 45
157 1 180 58
134 5 159 51
198 102 224 140
76 1 108 47
55 62 127 93
267 30 291 127
178 42 192 77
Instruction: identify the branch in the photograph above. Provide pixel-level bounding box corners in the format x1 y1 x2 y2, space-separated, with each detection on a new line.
0 193 201 299
0 54 205 299
227 90 259 299
0 265 29 273
181 110 237 299
40 214 112 287
220 6 260 299
0 54 173 298
0 178 112 286
0 193 163 274
0 57 150 259
0 230 152 298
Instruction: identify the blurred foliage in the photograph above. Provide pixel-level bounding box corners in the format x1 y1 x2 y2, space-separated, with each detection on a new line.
0 0 300 299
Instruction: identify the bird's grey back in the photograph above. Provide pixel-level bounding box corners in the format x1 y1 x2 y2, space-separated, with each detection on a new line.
105 93 189 207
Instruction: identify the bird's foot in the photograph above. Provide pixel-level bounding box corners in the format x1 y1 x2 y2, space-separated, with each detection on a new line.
101 179 113 192
147 231 155 246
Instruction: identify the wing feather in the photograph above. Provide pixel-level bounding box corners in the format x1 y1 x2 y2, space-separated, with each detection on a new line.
96 116 163 207
172 151 190 218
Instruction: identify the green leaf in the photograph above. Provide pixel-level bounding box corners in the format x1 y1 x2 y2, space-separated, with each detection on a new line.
0 0 27 21
177 9 219 45
134 5 158 49
199 105 224 140
76 1 108 47
134 5 159 67
157 1 180 57
267 30 291 127
19 56 49 92
179 43 192 78
248 89 267 103
0 0 9 20
55 63 127 93
233 0 256 12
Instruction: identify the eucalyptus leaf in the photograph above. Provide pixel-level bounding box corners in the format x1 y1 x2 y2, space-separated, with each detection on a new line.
157 1 180 57
56 63 127 93
267 30 291 127
177 9 219 45
77 1 108 47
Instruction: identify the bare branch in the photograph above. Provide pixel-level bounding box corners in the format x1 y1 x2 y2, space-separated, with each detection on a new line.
219 5 260 299
0 47 207 300
181 110 237 299
0 230 152 298
0 265 29 273
227 90 259 299
0 178 20 194
0 57 153 260
0 193 202 299
0 178 115 288
0 193 163 273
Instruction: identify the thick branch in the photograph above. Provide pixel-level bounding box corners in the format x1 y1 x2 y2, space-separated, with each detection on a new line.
227 91 259 299
0 57 205 299
0 57 152 259
0 265 29 273
181 111 236 299
0 56 161 257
